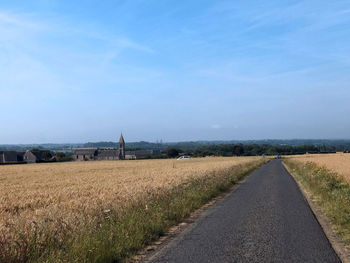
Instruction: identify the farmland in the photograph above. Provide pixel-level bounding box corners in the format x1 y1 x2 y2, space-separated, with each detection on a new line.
0 156 264 262
286 153 350 184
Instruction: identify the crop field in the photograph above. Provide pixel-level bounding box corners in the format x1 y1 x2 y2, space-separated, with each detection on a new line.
0 156 263 262
286 153 350 184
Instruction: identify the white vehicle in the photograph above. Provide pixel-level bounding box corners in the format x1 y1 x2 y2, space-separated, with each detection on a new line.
177 155 192 160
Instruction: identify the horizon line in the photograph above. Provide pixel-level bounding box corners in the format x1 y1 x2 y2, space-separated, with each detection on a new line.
2 138 350 146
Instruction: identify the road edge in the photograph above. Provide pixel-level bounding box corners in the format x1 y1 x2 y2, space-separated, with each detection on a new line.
283 162 350 263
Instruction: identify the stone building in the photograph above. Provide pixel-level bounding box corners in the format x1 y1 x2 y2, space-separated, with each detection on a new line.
73 148 98 161
118 133 125 160
96 149 119 160
0 150 52 164
23 150 52 163
73 134 126 161
125 149 161 160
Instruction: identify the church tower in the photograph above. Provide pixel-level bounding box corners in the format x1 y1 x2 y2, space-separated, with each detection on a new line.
119 133 125 160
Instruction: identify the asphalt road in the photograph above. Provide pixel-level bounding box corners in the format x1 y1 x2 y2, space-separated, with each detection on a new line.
147 160 340 263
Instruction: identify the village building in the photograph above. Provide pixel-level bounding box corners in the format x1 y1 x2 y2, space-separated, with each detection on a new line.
125 149 162 160
0 150 52 164
72 134 161 161
1 134 162 164
73 148 98 161
73 134 126 161
0 151 24 164
23 150 52 163
96 149 119 160
118 134 125 160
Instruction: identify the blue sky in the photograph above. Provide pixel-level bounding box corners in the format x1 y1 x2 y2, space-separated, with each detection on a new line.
1 0 350 143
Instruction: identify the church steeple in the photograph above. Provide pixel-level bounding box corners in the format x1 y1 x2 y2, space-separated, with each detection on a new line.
119 133 125 145
118 133 125 160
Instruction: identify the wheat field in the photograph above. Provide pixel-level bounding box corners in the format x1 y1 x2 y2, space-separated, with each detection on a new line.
286 153 350 184
0 156 261 259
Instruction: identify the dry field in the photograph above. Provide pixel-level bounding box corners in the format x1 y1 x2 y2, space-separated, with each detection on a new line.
0 156 261 260
286 153 350 184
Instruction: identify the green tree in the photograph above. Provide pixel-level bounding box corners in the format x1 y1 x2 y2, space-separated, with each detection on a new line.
164 148 180 158
233 145 244 156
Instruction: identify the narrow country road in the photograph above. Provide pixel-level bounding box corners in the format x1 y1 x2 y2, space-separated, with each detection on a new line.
147 160 340 263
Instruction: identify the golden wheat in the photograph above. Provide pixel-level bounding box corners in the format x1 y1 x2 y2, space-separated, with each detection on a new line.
0 157 260 258
286 153 350 184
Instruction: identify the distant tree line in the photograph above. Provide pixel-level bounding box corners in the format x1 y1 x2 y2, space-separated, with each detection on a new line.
82 140 350 153
2 139 350 153
162 144 339 158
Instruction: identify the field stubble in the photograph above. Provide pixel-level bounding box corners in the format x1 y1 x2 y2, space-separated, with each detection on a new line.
0 156 263 262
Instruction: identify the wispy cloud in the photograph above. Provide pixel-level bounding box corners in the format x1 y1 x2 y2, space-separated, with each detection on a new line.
0 11 45 30
0 9 156 103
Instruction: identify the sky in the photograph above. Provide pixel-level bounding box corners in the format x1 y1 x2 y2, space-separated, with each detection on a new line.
0 0 350 143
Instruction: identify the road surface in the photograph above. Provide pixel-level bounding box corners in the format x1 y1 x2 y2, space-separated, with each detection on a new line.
147 160 340 263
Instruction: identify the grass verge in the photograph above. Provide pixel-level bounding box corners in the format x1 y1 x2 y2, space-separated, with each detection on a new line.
284 159 350 248
2 159 268 263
